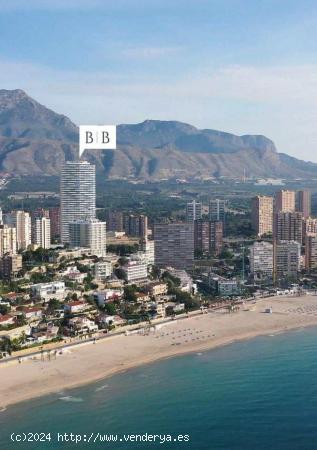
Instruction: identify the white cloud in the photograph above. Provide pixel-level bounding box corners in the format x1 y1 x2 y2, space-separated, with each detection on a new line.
1 58 317 162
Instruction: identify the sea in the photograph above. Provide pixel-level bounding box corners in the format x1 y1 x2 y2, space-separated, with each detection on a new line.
1 327 317 450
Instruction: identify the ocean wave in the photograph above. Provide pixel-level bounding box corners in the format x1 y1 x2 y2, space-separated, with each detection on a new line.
95 384 109 392
58 396 83 403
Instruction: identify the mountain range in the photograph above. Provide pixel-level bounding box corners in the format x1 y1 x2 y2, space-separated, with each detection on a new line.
0 88 316 180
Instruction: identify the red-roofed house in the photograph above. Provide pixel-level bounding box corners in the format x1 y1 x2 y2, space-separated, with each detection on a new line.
0 314 15 326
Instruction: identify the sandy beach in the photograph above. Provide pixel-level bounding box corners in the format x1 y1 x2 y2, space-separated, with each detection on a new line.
2 294 317 409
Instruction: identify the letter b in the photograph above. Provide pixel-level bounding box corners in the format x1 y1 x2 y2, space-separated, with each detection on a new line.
86 131 93 144
102 131 110 144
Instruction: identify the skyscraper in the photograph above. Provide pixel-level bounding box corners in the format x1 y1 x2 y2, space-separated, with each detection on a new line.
298 190 311 219
154 222 194 270
274 211 303 244
4 210 31 250
186 201 202 222
249 241 273 279
251 196 273 236
34 217 51 249
60 161 96 244
275 190 296 213
274 240 300 279
0 225 17 257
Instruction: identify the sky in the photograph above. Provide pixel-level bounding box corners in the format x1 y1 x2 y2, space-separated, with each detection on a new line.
0 0 317 161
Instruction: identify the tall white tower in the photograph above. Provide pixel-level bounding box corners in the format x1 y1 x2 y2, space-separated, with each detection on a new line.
34 217 51 249
60 161 96 244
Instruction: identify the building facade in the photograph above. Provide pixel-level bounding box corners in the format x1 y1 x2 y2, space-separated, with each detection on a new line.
209 199 226 224
251 196 273 236
249 241 273 279
60 161 96 244
274 240 300 279
305 234 317 272
194 220 223 255
34 217 51 249
0 225 17 257
69 219 107 257
186 200 202 222
274 211 303 244
0 254 22 279
4 210 31 250
298 190 311 219
275 190 296 213
154 222 194 270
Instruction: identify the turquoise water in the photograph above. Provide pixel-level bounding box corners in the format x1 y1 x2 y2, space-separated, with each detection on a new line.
1 328 317 449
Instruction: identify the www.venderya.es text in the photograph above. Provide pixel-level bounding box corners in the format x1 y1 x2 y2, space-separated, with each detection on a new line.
10 432 190 445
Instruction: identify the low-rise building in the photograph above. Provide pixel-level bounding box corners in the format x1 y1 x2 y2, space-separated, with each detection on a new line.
145 282 168 296
66 317 98 335
165 267 195 293
97 314 126 327
0 314 15 326
207 273 239 296
64 300 90 314
122 260 148 282
31 281 66 302
94 260 113 281
94 289 123 306
23 307 43 320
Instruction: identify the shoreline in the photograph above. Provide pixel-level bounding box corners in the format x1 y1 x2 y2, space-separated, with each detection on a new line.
2 295 317 410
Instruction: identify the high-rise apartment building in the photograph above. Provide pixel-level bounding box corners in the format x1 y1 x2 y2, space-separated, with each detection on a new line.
297 190 311 219
60 161 96 244
274 240 300 279
105 210 124 232
154 222 194 270
123 214 148 238
209 199 226 223
194 220 223 255
249 241 273 279
274 211 303 244
275 190 296 213
49 207 61 240
251 196 273 236
4 210 31 250
0 254 22 279
210 221 223 255
194 220 210 254
0 225 17 257
305 234 317 272
34 217 51 249
303 217 317 245
69 219 107 257
186 201 202 222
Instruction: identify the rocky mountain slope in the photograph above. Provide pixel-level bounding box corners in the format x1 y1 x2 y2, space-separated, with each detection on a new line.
0 89 315 179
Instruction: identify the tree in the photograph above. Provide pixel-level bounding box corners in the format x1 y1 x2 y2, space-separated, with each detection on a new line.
114 268 127 281
0 336 12 356
105 302 117 315
150 265 161 280
123 285 137 302
0 304 9 315
47 298 60 313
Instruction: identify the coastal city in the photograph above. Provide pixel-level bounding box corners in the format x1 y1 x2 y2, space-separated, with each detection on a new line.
0 159 317 359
